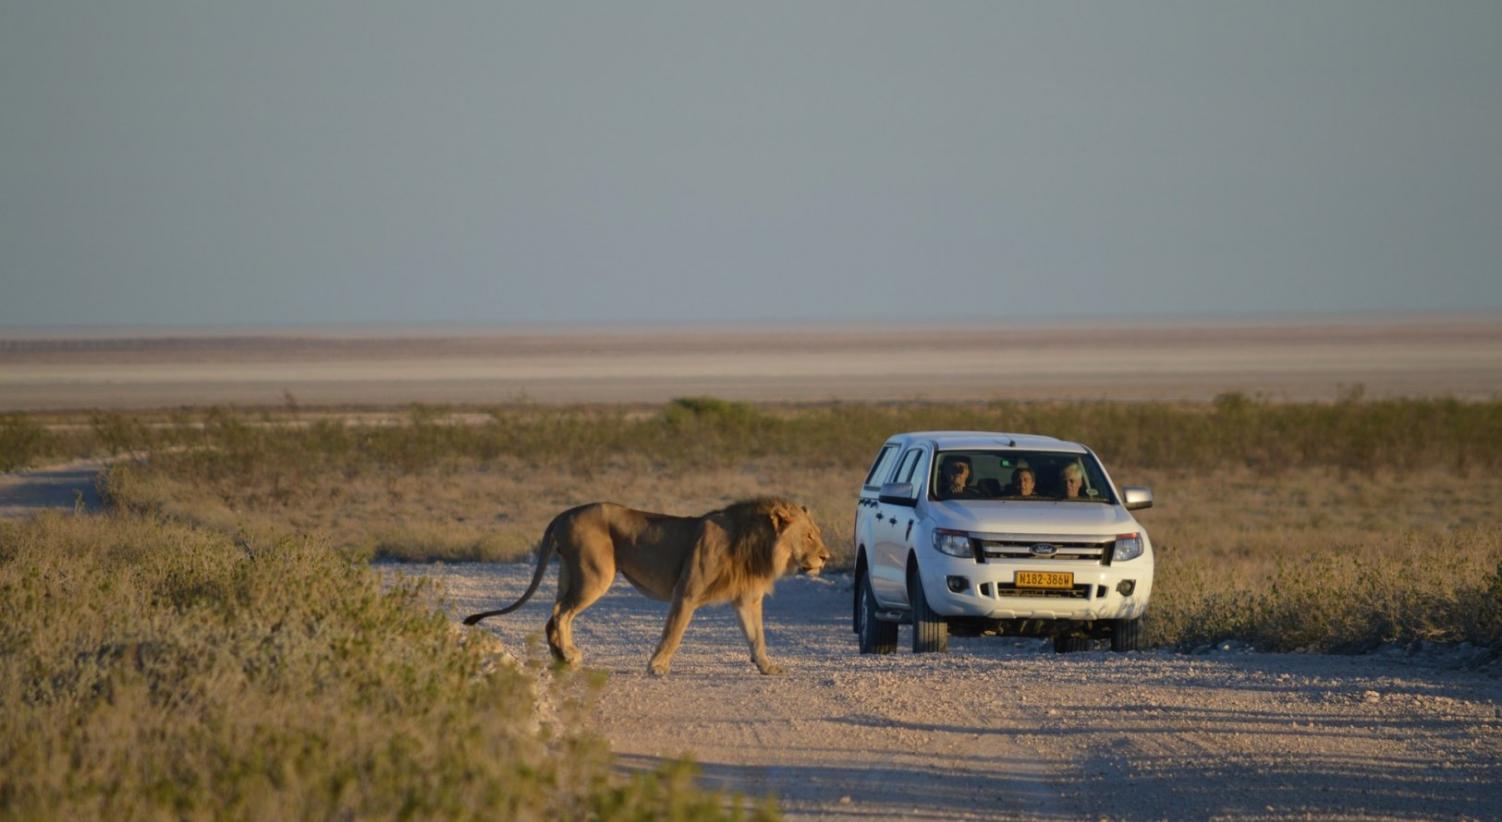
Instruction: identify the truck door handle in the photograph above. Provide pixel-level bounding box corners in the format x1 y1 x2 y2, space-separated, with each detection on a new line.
905 520 914 541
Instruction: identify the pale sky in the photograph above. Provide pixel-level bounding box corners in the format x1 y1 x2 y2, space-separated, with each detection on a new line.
2 1 1499 327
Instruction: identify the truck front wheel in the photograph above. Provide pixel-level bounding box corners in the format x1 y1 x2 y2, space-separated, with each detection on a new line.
1110 617 1143 652
908 567 949 654
1053 632 1091 653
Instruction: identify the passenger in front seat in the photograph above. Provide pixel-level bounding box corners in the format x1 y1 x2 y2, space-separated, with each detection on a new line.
1061 463 1087 499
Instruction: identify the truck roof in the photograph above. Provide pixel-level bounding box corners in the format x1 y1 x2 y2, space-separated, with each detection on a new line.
887 430 1088 453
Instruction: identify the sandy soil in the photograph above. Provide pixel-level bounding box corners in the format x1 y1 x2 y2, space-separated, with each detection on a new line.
3 318 1500 409
418 562 1502 821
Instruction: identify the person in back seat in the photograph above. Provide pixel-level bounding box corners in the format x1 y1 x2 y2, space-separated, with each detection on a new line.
1006 467 1037 497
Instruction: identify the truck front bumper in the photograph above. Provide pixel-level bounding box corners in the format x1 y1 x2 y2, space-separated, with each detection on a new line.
921 554 1153 622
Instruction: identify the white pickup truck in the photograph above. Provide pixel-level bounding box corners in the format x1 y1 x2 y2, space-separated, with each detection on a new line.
852 431 1155 654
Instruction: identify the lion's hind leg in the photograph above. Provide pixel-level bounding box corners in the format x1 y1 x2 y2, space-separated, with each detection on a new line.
544 562 573 664
547 534 616 667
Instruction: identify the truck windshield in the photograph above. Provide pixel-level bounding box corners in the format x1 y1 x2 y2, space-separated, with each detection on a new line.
929 450 1116 503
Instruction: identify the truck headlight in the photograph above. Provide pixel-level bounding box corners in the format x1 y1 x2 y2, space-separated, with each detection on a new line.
1114 532 1144 562
933 529 973 558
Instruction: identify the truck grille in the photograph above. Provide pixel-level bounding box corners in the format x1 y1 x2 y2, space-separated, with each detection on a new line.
977 536 1114 564
979 582 1096 600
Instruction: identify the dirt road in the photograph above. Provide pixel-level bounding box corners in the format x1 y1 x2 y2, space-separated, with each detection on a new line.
0 459 104 518
421 562 1502 820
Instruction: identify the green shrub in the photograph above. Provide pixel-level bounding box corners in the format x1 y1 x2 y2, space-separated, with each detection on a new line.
89 411 155 457
663 396 765 428
0 414 57 471
22 395 1502 481
0 513 754 820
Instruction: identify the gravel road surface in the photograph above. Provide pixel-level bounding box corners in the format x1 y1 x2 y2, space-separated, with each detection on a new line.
417 562 1502 821
0 459 104 518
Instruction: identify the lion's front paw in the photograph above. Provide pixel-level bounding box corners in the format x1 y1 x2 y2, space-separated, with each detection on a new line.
756 661 786 676
647 659 671 677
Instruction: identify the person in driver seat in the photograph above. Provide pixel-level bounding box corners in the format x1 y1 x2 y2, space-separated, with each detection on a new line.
937 455 982 499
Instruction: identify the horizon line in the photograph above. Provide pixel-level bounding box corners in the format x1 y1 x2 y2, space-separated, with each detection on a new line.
2 308 1499 340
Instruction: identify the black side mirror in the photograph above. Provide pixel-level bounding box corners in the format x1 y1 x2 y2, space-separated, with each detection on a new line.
878 482 918 506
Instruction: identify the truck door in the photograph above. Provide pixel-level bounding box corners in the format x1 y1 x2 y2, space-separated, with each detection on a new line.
871 446 928 606
855 443 900 567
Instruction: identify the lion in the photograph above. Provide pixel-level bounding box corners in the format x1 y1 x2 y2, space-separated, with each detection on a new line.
463 497 830 676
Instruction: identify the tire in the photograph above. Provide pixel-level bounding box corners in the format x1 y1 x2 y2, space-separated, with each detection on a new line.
852 562 862 634
1053 632 1092 654
908 567 949 654
857 566 897 654
1110 617 1142 652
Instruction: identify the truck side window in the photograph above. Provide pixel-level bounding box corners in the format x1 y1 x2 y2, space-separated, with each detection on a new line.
898 449 927 484
890 449 921 485
862 445 898 489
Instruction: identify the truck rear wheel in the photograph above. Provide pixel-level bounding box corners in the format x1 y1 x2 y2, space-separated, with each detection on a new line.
908 568 949 654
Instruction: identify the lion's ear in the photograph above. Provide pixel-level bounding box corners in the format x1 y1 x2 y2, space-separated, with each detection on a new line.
770 506 796 533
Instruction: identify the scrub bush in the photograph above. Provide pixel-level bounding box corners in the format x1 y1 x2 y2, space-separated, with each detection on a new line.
0 513 756 820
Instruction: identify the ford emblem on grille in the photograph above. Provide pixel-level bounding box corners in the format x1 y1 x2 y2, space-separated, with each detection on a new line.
1030 543 1058 556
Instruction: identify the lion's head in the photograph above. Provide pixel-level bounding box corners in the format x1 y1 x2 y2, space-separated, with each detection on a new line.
720 497 831 579
781 498 829 577
769 500 831 577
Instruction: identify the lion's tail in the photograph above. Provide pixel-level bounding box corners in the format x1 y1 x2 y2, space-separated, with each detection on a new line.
462 518 561 626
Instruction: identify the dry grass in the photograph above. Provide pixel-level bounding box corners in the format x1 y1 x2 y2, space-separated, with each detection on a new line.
0 512 764 820
105 456 862 565
1133 467 1502 651
13 398 1502 655
20 397 1495 815
105 448 1502 655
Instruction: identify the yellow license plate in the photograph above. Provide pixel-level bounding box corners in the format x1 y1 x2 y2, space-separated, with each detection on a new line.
1015 571 1074 589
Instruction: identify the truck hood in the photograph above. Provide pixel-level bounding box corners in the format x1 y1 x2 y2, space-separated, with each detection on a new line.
923 499 1139 536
